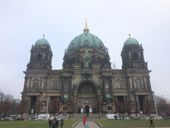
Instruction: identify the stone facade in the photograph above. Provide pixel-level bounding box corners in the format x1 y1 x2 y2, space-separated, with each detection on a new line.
22 28 155 115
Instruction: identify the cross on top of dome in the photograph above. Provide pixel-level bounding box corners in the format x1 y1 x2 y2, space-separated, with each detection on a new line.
83 19 89 32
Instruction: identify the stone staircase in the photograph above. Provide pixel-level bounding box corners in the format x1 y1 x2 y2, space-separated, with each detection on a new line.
72 113 101 119
74 121 102 128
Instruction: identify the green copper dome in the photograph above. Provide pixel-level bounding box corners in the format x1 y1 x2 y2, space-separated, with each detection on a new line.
124 35 139 46
67 30 106 53
35 37 50 46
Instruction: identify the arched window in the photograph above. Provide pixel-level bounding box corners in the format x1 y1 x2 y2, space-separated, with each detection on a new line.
128 51 131 59
135 79 144 89
49 80 61 89
37 53 42 61
132 52 139 60
32 79 40 89
78 82 95 93
115 79 124 89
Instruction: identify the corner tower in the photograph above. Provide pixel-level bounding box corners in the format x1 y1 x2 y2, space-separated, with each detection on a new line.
22 36 53 114
121 35 155 114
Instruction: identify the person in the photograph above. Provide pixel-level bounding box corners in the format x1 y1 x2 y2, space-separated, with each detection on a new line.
52 117 58 128
56 118 59 128
84 124 89 128
149 116 154 128
114 114 117 120
48 117 52 128
60 118 64 128
83 115 87 126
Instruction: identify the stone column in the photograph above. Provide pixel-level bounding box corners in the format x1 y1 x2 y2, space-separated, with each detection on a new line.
26 97 31 113
73 92 77 113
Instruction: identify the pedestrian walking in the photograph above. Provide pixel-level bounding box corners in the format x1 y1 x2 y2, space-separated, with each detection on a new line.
56 119 59 128
48 117 52 128
52 117 57 128
83 115 87 126
84 124 89 128
60 118 64 128
149 116 154 128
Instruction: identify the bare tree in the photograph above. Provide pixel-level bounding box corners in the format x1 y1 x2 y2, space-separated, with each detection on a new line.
19 100 28 114
0 92 4 115
3 98 12 116
0 91 21 116
156 95 169 118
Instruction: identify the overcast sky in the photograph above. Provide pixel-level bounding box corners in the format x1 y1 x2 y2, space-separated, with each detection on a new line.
0 0 170 99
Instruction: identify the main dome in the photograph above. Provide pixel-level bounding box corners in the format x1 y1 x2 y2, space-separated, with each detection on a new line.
66 25 106 54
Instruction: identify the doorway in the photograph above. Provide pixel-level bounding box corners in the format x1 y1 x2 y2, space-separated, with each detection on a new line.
85 105 89 114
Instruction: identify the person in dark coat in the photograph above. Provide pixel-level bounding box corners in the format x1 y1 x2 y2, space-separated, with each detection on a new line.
48 118 52 128
52 117 57 128
56 119 59 128
149 116 154 128
60 118 64 128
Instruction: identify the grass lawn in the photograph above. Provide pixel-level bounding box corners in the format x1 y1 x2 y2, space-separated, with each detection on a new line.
1 119 170 128
97 119 170 128
0 119 78 128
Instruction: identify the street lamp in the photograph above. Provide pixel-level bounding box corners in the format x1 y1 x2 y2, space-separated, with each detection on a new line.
153 91 158 115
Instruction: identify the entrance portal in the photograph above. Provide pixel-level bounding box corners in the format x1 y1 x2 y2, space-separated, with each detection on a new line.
77 81 98 113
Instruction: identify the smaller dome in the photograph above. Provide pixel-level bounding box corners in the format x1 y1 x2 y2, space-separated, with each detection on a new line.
124 34 139 46
35 37 50 46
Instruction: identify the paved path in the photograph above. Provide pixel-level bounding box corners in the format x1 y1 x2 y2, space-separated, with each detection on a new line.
74 121 100 128
74 121 170 128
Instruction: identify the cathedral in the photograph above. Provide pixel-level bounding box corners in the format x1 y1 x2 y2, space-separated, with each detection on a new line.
22 23 155 115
